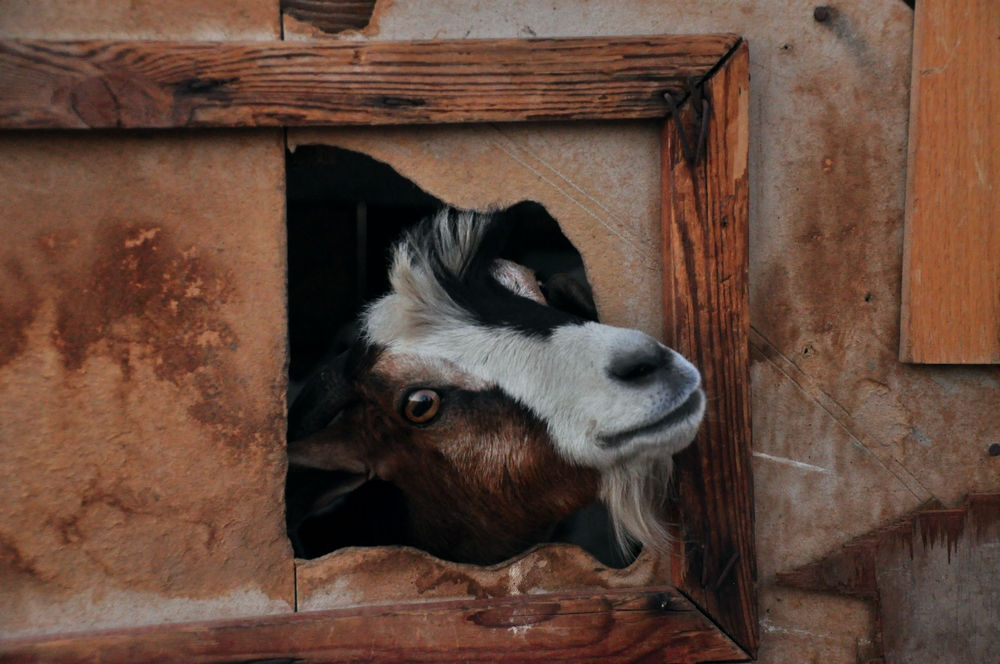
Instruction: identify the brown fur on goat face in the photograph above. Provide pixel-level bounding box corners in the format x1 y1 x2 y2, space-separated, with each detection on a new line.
288 344 600 565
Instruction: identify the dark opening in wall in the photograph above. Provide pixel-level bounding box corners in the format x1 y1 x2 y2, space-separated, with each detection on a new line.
286 145 441 386
284 145 635 568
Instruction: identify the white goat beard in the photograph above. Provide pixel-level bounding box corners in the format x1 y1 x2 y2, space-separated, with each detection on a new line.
600 456 675 553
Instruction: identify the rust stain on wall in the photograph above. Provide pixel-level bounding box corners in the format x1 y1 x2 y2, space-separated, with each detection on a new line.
0 131 293 637
969 494 1000 540
0 259 41 370
29 221 280 452
53 223 234 377
0 0 290 640
756 91 887 378
916 511 965 560
778 495 1000 661
0 533 45 582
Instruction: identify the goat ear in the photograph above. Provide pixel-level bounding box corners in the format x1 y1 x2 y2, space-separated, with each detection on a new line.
287 423 370 476
288 350 356 442
543 273 599 322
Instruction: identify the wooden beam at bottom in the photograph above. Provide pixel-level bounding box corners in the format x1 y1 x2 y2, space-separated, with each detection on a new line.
0 586 747 663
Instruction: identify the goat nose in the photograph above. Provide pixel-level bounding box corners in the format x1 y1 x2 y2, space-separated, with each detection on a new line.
609 344 671 383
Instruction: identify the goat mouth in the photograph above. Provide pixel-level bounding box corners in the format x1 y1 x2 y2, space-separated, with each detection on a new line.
598 390 704 449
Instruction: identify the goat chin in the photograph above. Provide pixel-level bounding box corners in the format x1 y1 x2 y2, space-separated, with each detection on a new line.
600 456 675 554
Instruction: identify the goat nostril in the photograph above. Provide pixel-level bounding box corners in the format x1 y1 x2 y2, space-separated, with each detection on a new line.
616 362 657 381
609 346 671 383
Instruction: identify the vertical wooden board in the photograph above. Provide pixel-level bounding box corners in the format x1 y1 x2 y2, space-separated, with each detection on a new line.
662 42 756 655
0 131 294 637
899 0 1000 363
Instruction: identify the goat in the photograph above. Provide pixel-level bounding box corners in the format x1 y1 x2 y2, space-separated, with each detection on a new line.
286 205 705 565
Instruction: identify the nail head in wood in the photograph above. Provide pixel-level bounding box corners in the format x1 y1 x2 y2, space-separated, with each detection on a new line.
714 552 741 591
814 6 830 21
989 444 1000 457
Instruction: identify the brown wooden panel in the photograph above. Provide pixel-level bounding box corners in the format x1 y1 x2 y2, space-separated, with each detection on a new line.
0 587 748 663
899 0 1000 363
661 42 757 656
0 35 737 129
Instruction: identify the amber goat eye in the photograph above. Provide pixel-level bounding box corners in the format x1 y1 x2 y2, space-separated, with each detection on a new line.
404 389 441 424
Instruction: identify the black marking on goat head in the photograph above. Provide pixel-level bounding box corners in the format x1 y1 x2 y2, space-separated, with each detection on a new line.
412 203 590 338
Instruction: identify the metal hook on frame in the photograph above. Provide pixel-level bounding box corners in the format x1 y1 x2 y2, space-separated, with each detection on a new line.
664 77 711 167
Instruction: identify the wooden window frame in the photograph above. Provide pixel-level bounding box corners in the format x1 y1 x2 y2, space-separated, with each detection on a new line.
0 35 755 663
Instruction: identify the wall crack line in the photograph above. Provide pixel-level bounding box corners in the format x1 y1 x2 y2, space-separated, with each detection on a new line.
750 325 934 503
484 124 657 267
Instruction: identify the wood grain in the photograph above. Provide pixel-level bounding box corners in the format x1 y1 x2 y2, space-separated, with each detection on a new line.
0 35 738 129
661 42 757 656
0 586 747 663
777 495 1000 663
899 0 1000 363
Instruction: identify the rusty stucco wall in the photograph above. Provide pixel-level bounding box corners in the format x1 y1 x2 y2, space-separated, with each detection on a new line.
288 1 1000 661
2 1 999 661
0 3 294 638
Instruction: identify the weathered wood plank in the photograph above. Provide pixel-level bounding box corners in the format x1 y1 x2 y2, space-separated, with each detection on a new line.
0 35 738 129
661 41 757 656
899 0 1000 363
0 586 748 663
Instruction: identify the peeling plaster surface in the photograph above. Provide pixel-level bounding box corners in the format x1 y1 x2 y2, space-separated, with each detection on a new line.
291 1 1000 660
296 544 668 612
0 132 295 637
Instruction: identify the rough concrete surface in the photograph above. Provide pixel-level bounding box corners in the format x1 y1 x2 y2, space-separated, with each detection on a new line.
0 132 294 637
290 1 1000 661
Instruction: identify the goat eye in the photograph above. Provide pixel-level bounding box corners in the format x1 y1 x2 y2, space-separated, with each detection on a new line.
404 389 441 424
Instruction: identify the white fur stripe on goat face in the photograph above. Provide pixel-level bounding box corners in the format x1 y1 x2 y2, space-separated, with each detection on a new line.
361 207 705 549
365 208 704 468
